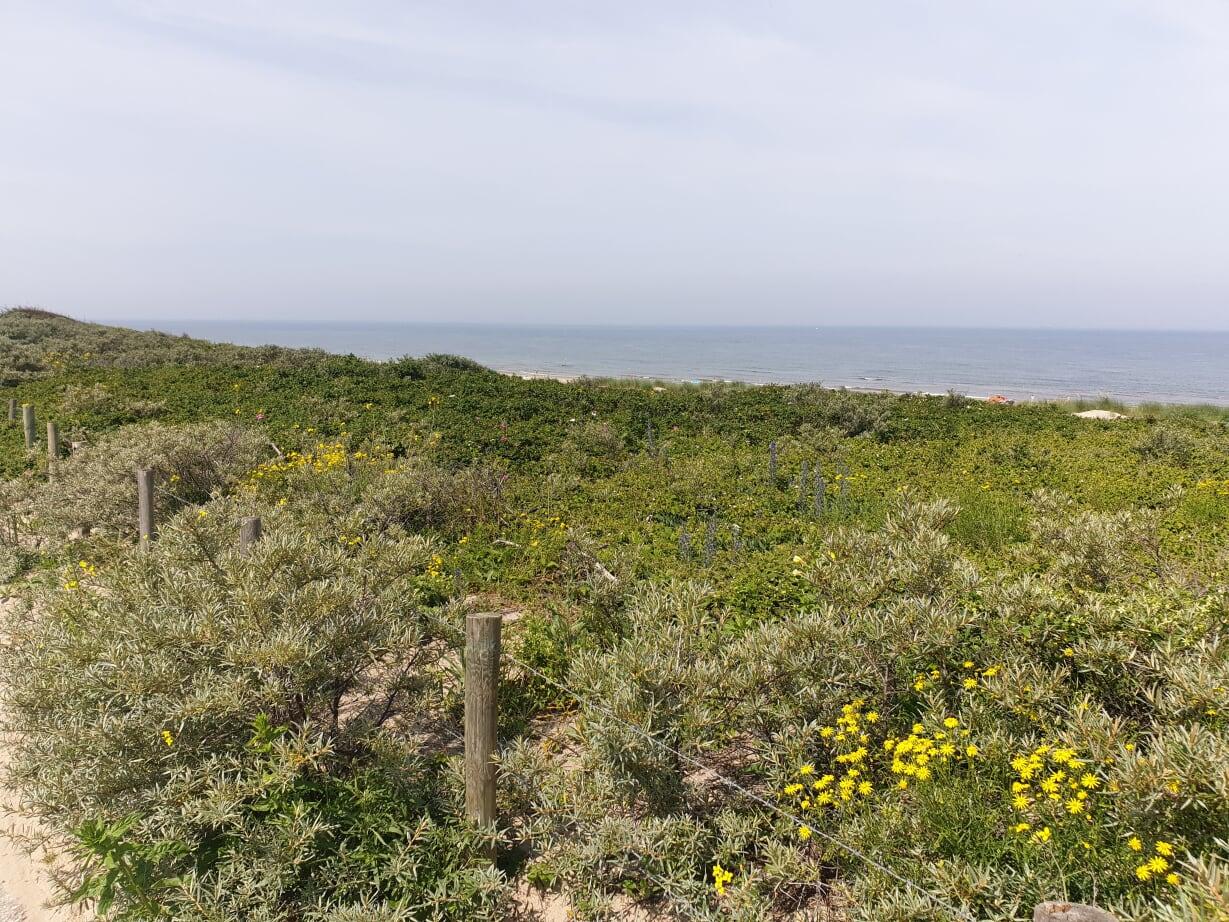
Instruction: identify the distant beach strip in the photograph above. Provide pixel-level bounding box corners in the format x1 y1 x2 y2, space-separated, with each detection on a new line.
134 322 1229 407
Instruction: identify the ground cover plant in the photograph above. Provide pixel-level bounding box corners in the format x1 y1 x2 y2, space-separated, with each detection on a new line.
0 309 1227 921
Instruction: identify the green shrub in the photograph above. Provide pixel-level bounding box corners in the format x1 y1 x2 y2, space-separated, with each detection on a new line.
1135 426 1196 464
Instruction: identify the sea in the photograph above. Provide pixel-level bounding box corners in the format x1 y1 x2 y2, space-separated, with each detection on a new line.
135 322 1228 406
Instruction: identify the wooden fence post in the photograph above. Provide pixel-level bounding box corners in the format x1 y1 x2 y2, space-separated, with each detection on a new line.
136 468 156 549
239 516 262 556
7 399 15 422
22 404 35 449
46 421 60 461
464 612 502 837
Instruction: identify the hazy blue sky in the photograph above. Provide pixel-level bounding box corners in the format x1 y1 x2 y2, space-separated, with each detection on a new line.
2 1 1228 328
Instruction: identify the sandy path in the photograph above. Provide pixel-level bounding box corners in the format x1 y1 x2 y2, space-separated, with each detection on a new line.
1 750 77 922
1 595 79 922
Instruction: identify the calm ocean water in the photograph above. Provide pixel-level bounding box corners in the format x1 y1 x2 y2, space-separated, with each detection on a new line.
141 322 1228 406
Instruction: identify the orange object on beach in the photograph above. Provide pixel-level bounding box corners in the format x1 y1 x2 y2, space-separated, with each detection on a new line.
986 394 1011 404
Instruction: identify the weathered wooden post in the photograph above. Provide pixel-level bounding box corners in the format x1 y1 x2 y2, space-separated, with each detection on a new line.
7 399 15 422
136 468 156 549
46 421 60 461
22 404 35 449
464 612 502 839
239 516 262 556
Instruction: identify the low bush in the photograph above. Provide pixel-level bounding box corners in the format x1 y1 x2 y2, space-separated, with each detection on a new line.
20 421 269 540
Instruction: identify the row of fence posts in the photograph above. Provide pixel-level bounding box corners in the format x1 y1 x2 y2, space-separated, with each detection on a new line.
131 465 502 832
8 398 62 461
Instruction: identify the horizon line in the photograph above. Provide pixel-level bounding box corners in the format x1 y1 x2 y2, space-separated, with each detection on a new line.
93 316 1229 335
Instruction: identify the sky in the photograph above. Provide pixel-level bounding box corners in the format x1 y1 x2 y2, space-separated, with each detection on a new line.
1 1 1228 329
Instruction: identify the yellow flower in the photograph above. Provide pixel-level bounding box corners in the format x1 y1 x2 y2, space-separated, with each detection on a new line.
1062 647 1075 657
798 825 812 841
1065 798 1085 815
161 729 174 747
963 678 978 689
1135 865 1152 882
943 717 959 729
1127 837 1143 852
1165 873 1180 886
799 763 814 776
712 863 734 896
1155 841 1174 857
1013 822 1031 833
965 744 979 758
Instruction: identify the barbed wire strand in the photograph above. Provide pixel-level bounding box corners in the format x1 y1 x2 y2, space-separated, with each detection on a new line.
504 652 975 922
431 721 717 922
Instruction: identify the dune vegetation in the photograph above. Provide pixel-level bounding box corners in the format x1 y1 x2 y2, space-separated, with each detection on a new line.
0 308 1226 921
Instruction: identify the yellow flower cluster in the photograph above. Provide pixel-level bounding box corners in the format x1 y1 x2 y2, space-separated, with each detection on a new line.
1195 477 1229 496
1009 744 1101 844
245 443 399 494
1128 837 1181 886
783 701 877 834
519 512 569 533
426 554 445 580
885 716 976 790
784 702 982 843
246 442 348 484
63 559 98 591
711 863 734 895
